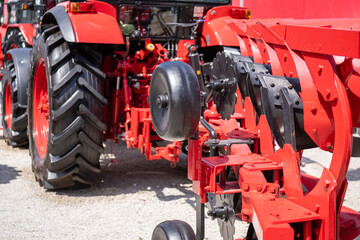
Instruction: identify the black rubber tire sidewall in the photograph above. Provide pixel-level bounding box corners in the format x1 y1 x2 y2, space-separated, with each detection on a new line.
150 61 201 141
152 220 196 240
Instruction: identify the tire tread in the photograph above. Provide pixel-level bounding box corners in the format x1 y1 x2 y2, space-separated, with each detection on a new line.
30 26 105 189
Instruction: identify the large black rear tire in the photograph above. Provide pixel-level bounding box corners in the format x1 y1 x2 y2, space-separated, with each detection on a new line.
28 25 107 189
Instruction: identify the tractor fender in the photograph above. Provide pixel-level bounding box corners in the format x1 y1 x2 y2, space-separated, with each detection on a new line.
5 24 35 46
42 2 124 44
200 6 242 47
7 48 32 106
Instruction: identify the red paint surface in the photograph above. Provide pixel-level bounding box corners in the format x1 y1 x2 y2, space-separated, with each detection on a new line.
4 82 12 128
32 58 49 159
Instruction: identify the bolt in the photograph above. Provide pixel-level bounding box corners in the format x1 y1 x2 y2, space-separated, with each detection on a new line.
269 186 276 194
311 105 317 114
242 214 249 221
190 45 196 52
243 183 250 192
211 10 216 15
270 83 275 87
257 185 262 192
272 161 278 165
325 179 331 188
315 204 320 214
252 68 256 72
326 89 332 99
279 188 285 195
288 84 293 89
294 99 300 105
269 197 276 201
275 93 280 99
305 211 312 216
325 143 333 151
318 65 324 75
312 128 318 134
156 94 169 109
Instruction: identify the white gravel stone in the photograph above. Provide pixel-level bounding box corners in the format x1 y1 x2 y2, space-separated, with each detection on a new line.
0 134 359 239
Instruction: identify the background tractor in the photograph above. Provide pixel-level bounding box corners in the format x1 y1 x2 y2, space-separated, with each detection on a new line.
0 0 54 146
2 0 239 189
1 0 54 58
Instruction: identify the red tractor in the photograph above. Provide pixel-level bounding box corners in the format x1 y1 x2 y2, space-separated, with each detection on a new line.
1 0 55 57
3 0 238 189
1 0 54 146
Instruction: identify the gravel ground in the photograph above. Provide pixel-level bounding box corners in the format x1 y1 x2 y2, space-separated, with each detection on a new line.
0 130 359 240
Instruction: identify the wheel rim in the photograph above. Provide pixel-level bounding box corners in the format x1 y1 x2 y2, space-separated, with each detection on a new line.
33 58 49 159
4 82 13 128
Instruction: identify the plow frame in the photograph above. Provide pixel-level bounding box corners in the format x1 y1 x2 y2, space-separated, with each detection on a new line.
186 17 360 240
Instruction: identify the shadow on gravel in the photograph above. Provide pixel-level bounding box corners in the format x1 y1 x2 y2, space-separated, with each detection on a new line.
53 141 196 208
301 157 317 164
0 164 21 184
347 168 360 181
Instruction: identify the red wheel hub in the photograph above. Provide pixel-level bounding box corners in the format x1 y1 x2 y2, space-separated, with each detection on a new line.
33 58 49 159
4 82 13 128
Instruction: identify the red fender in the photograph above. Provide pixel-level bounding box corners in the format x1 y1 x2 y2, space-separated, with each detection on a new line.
6 24 35 46
57 1 124 44
200 6 248 47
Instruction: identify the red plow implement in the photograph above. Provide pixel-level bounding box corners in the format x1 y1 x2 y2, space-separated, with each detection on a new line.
150 13 360 240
